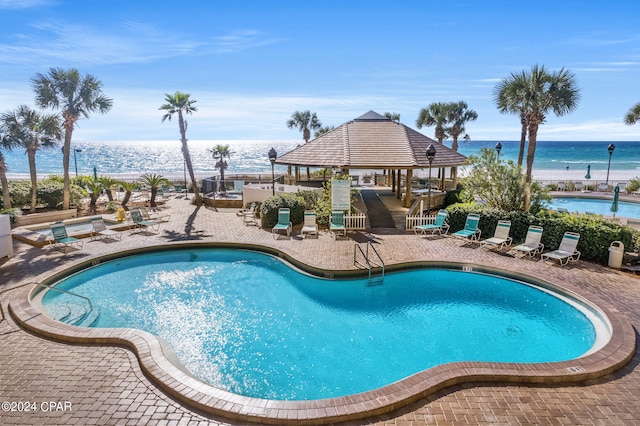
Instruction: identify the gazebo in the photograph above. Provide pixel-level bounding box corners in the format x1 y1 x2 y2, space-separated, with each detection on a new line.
275 110 468 207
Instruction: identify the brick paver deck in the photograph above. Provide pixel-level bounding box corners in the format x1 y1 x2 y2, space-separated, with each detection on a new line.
1 196 639 425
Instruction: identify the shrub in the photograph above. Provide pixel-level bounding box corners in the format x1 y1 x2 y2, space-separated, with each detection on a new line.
627 177 640 194
0 208 21 224
260 194 306 228
8 179 85 210
446 202 639 264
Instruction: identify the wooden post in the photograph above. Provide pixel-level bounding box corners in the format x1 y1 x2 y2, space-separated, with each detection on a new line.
405 169 413 207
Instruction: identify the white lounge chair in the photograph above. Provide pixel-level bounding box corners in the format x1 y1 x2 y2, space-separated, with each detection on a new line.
512 225 544 258
90 217 122 242
541 232 581 266
617 182 627 193
574 182 584 191
414 210 450 237
557 181 567 191
301 210 318 238
240 202 258 226
598 183 609 192
480 220 512 250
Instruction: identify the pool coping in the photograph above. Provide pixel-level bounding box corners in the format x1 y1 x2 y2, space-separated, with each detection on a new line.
7 242 637 425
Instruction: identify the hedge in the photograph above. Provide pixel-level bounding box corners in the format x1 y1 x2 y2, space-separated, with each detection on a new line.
260 194 306 228
446 203 639 264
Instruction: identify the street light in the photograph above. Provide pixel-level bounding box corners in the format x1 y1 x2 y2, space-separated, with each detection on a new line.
605 143 615 190
268 147 277 196
495 142 502 160
426 144 436 214
62 147 82 176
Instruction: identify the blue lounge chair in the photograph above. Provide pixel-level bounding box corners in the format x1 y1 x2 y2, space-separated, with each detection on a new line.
541 232 581 266
480 220 512 250
330 210 347 239
272 208 292 239
49 221 83 253
414 210 450 237
451 213 481 243
129 208 160 234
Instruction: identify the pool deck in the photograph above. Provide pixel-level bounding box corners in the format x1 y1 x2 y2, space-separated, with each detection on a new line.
1 195 640 425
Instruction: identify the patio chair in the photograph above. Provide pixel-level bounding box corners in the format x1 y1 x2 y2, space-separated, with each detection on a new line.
451 213 481 243
541 232 581 266
557 208 570 214
557 181 567 191
301 210 318 238
574 182 584 191
480 220 513 250
598 183 609 192
49 221 83 253
240 202 258 226
414 210 450 237
512 225 544 258
90 217 122 242
618 182 627 193
272 208 292 239
330 210 347 239
140 206 171 222
129 208 161 234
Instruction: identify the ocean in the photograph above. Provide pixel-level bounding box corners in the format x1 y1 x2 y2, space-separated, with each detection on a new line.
3 140 640 182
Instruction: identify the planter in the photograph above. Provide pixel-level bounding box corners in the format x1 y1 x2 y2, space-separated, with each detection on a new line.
15 209 78 227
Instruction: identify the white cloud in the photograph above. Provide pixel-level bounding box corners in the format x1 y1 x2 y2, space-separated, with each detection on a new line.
0 0 53 9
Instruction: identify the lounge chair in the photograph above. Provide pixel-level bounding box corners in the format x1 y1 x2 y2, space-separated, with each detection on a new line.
618 182 627 193
90 217 122 242
414 210 450 237
240 203 258 226
129 208 160 234
480 220 513 250
512 225 544 258
541 232 581 266
49 221 83 253
451 213 481 243
140 206 171 222
557 208 570 214
330 210 347 239
301 210 318 238
574 182 584 191
272 208 292 239
557 181 567 191
598 183 609 192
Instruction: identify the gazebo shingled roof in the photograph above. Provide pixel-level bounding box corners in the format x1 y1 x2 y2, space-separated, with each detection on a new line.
275 110 467 169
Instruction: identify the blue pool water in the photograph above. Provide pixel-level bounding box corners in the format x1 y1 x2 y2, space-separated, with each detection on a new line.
41 248 599 400
549 197 640 218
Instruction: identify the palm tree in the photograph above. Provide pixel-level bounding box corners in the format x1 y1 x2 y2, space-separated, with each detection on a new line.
416 102 450 143
496 65 580 212
287 110 322 179
160 91 202 206
140 173 169 208
1 106 62 212
31 68 113 210
494 70 530 166
118 180 138 209
384 112 401 123
98 176 120 202
208 144 232 189
624 102 640 125
445 101 478 187
85 180 103 214
314 125 335 138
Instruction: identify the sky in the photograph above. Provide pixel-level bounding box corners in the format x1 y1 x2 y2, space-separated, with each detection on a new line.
0 0 639 143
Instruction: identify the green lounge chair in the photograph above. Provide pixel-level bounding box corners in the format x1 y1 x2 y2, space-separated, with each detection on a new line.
129 208 160 234
451 213 481 243
272 208 292 239
414 210 450 237
330 210 347 239
90 217 122 242
480 220 512 250
541 232 581 266
49 221 83 253
512 225 544 258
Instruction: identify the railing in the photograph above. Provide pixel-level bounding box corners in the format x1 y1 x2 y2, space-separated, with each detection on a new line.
345 214 367 230
353 242 385 282
31 282 94 325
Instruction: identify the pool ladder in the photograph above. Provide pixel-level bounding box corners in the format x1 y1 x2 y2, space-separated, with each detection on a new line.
31 282 100 327
354 242 385 283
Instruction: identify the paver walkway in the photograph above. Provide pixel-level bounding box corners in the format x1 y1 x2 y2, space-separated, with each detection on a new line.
1 196 640 425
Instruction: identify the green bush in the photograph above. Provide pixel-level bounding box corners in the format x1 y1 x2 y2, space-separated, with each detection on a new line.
7 179 86 210
446 203 639 264
260 194 306 228
302 180 360 226
627 177 640 194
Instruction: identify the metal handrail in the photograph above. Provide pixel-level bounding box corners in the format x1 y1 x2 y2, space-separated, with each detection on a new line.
31 282 93 323
354 242 385 282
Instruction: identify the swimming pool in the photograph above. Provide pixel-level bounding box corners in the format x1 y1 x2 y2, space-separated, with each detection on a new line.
549 196 640 218
39 248 606 401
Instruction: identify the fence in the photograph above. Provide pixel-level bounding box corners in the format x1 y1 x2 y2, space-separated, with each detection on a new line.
405 214 437 230
345 213 367 230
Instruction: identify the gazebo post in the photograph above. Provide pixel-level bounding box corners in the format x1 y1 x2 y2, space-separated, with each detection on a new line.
396 169 402 199
287 165 292 184
391 170 396 192
405 169 413 207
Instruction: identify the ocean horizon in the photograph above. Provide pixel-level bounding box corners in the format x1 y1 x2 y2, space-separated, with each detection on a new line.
3 140 640 182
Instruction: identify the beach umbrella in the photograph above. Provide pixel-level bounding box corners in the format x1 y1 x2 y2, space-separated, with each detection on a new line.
610 185 619 218
93 165 98 182
585 164 591 180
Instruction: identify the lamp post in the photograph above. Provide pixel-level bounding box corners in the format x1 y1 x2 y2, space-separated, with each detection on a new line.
495 142 502 160
605 143 615 190
62 147 82 176
426 144 436 214
268 147 277 196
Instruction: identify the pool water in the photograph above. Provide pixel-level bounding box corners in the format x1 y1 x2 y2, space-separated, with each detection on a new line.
549 197 640 218
41 248 599 400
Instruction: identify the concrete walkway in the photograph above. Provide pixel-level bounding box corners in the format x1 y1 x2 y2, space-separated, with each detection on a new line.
1 196 640 425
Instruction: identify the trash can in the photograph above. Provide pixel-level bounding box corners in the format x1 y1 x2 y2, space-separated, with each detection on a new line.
608 241 624 269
